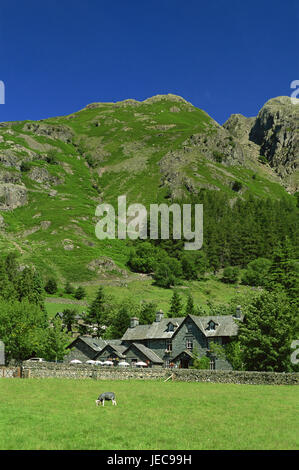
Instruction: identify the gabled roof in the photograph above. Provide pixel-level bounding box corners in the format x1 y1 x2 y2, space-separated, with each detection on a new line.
125 342 164 364
122 314 240 342
122 317 184 341
189 314 239 337
172 349 194 361
94 342 127 359
67 335 107 352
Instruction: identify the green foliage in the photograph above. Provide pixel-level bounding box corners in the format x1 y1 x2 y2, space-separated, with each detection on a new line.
191 347 210 369
45 278 58 294
168 290 183 317
20 161 31 172
61 308 78 332
238 291 296 372
64 281 74 295
83 286 114 337
42 318 72 362
74 286 86 300
108 300 134 339
0 300 48 362
221 266 240 284
242 257 272 286
45 149 58 164
185 292 195 316
139 300 157 325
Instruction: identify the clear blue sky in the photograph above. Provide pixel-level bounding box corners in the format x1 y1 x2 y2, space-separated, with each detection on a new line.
0 0 298 124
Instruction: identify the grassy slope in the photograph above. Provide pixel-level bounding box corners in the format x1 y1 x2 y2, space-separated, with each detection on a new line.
0 95 295 313
0 379 298 450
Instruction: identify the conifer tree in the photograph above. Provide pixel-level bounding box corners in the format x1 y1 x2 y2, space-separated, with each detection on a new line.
168 290 183 317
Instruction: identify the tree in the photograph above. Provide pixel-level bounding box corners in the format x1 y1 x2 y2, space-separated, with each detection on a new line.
109 302 132 338
265 238 299 303
191 347 210 369
0 259 17 301
139 301 157 325
168 290 183 317
74 286 86 300
242 257 272 287
44 278 58 295
62 308 78 333
84 287 114 337
17 267 45 308
185 293 195 316
42 318 72 362
238 291 296 372
64 281 74 295
221 266 239 284
0 300 48 363
152 262 177 288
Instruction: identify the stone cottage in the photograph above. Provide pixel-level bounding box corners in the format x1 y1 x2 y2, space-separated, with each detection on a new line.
66 307 242 369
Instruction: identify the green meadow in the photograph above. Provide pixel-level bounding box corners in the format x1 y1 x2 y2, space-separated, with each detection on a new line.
0 379 298 450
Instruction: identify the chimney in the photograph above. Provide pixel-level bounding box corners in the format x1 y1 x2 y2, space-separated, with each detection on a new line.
234 305 242 319
155 309 164 322
130 317 139 328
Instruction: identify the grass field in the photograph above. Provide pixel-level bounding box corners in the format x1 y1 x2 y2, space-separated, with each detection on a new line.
0 379 298 450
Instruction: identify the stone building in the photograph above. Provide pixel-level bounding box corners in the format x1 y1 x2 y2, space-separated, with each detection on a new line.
66 307 242 369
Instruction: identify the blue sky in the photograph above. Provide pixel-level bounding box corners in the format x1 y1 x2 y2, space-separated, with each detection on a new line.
0 0 298 124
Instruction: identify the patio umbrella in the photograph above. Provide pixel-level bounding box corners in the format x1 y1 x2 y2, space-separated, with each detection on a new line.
118 361 130 367
94 360 103 365
70 359 82 364
86 360 95 364
103 360 114 366
135 361 147 367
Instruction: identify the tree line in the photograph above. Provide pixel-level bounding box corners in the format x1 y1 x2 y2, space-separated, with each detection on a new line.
127 191 299 287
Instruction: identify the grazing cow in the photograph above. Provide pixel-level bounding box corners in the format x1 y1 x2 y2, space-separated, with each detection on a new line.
96 392 117 406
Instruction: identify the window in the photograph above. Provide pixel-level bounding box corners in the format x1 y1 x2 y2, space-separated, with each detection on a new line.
210 359 215 370
186 339 193 350
167 323 174 332
187 323 193 333
208 321 216 331
165 340 172 352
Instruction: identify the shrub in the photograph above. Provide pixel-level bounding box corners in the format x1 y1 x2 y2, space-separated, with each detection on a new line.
221 266 239 284
44 278 58 294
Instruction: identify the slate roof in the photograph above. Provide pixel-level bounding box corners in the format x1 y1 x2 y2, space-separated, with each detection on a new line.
122 314 239 342
95 342 127 359
68 336 107 352
126 342 164 364
189 315 239 337
122 317 184 341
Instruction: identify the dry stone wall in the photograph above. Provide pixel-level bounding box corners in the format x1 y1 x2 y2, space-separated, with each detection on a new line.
21 363 299 385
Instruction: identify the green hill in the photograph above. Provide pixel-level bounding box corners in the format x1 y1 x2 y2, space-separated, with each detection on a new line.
0 94 298 285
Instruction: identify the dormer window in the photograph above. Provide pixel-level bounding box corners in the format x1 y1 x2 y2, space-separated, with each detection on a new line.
167 322 174 332
208 321 216 331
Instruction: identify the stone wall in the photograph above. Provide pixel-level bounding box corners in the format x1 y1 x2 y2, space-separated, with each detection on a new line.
21 362 299 385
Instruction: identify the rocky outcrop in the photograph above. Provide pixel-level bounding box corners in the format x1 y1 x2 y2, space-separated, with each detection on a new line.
249 97 298 179
0 183 27 210
23 122 74 143
224 96 299 192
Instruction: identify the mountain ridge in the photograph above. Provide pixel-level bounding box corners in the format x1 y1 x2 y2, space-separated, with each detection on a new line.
0 94 297 281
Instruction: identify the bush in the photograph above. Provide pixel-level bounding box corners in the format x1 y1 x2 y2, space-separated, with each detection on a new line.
231 180 243 192
74 286 86 300
44 278 58 294
242 258 272 287
20 161 31 172
221 266 239 284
